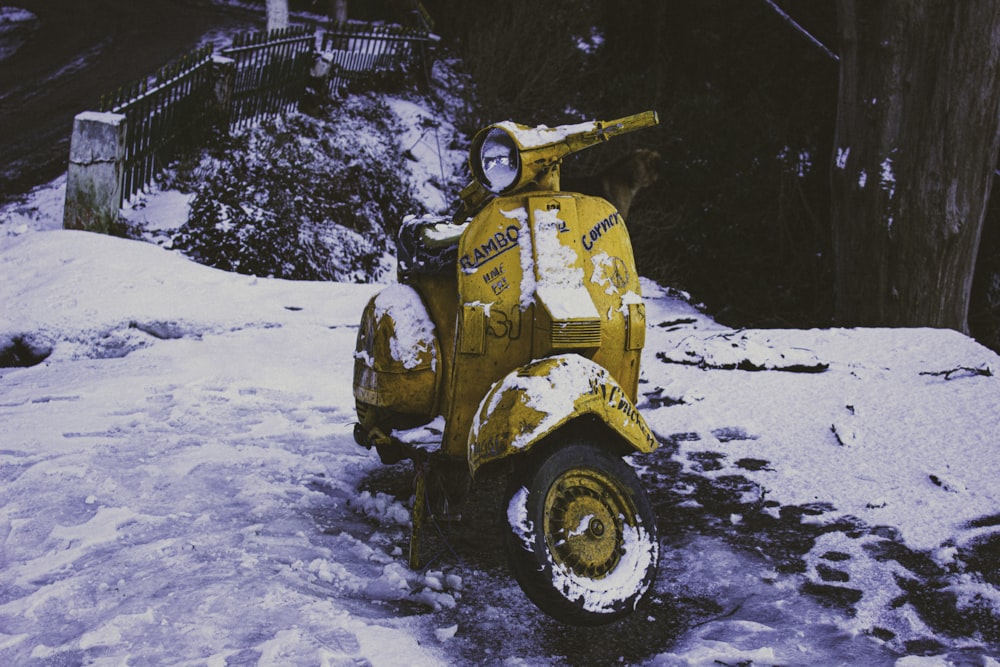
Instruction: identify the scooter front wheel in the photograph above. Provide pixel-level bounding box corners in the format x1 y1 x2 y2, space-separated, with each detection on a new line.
503 440 659 625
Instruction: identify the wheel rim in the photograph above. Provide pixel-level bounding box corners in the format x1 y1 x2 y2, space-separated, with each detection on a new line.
542 467 637 579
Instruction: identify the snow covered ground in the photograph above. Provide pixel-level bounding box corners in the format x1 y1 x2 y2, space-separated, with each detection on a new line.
3 97 1000 665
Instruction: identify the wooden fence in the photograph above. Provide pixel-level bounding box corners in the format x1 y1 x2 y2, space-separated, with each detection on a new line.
321 22 434 95
222 26 314 131
67 22 435 229
98 45 215 206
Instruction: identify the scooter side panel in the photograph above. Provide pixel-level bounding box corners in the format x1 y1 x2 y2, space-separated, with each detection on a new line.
526 193 644 398
441 199 535 459
571 195 644 398
353 285 439 418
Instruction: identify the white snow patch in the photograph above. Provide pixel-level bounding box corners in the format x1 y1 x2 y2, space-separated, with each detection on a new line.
474 354 605 449
499 205 535 309
434 624 459 642
575 27 604 54
384 96 465 214
535 284 600 320
880 156 896 197
532 205 584 289
506 486 534 551
835 146 850 169
494 119 599 149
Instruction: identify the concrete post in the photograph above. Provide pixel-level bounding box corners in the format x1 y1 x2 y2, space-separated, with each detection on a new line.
63 111 126 233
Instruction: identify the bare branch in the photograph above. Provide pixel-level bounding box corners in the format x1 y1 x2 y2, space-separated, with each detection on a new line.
919 365 993 381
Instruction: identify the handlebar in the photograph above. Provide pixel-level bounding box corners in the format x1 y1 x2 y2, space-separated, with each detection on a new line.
456 110 659 220
561 111 659 153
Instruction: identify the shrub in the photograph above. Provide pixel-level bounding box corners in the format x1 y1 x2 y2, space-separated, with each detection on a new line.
172 95 424 282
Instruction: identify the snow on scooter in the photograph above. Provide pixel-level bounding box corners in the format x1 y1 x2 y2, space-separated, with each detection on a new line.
353 110 661 625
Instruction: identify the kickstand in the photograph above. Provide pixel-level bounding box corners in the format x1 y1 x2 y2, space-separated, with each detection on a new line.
409 461 427 570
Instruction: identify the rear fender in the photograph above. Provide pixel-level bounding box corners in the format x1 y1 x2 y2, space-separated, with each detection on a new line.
468 354 657 474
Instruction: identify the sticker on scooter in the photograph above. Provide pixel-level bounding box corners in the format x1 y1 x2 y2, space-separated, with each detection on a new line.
486 307 522 340
581 211 624 251
483 263 510 295
588 375 657 449
459 224 520 271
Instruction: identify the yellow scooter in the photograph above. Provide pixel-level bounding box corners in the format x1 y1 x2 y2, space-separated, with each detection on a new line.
353 111 660 625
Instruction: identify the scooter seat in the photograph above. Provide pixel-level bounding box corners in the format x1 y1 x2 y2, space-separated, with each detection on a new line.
397 215 467 278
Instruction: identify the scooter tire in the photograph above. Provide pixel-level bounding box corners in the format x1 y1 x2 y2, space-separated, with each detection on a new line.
503 440 658 625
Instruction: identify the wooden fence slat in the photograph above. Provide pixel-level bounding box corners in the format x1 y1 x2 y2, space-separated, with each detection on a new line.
104 44 215 204
221 25 313 130
322 21 431 96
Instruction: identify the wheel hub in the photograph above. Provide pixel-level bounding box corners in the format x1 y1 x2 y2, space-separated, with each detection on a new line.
543 469 637 579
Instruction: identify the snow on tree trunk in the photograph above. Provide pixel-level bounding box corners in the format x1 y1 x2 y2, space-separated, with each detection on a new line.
329 0 347 23
266 0 289 32
831 0 1000 331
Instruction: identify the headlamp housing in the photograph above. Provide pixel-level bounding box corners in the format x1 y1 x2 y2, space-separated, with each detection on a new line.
464 112 659 205
470 126 521 194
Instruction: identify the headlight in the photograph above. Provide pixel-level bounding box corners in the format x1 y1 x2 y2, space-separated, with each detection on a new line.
474 127 520 193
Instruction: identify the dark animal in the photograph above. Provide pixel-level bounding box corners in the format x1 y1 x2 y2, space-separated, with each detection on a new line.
562 148 661 219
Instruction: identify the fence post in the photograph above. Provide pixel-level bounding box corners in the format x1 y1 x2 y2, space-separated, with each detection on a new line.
210 55 236 131
300 51 332 116
63 111 126 233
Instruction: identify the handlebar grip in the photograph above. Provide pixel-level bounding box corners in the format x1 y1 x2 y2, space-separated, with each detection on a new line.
598 110 659 138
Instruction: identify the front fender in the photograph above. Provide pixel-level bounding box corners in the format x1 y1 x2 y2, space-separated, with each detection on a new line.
468 354 658 474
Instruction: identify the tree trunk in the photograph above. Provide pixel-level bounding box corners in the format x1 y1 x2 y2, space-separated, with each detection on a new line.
329 0 348 23
831 0 1000 331
266 0 289 32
